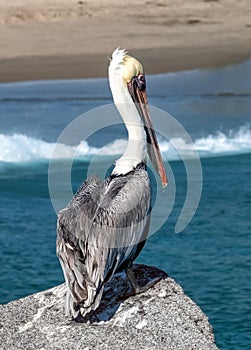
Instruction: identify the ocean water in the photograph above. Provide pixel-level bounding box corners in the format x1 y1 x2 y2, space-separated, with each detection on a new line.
0 59 251 349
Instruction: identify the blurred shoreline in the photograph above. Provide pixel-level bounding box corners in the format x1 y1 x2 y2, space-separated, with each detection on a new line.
0 0 250 82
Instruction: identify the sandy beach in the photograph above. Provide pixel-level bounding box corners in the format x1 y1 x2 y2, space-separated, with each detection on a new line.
0 0 250 82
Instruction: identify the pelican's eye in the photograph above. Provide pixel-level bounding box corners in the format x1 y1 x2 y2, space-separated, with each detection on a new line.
132 74 146 91
137 74 146 91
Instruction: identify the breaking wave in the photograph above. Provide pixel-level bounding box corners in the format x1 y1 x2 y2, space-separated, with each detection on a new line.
0 126 250 164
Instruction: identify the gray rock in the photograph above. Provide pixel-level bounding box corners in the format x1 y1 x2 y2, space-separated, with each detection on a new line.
0 265 218 350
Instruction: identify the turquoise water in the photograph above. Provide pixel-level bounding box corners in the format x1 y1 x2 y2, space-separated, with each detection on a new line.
0 60 251 349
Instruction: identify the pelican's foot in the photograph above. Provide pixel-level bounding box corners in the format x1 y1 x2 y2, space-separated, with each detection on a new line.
124 266 162 296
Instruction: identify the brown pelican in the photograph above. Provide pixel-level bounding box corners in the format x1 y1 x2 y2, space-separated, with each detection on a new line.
57 48 167 319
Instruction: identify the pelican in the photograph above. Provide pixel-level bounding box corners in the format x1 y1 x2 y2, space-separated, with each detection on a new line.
57 48 167 319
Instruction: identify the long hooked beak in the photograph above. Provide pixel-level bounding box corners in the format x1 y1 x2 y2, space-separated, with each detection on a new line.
128 79 168 187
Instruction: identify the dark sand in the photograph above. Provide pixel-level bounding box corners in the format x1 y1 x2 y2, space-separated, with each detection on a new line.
0 0 250 82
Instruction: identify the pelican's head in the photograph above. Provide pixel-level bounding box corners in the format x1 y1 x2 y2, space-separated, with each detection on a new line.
109 48 167 187
120 55 144 84
109 48 145 88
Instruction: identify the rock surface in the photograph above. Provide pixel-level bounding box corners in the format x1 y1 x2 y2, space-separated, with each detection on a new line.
0 265 218 350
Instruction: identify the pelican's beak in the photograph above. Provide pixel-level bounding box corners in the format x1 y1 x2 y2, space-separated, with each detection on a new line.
128 80 168 187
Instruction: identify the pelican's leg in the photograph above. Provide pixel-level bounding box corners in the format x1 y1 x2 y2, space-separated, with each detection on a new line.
126 265 162 295
126 266 139 292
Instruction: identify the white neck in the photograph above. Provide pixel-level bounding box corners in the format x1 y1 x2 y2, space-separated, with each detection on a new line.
109 71 146 176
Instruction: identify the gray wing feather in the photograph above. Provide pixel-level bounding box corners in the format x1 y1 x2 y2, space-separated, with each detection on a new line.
57 166 151 318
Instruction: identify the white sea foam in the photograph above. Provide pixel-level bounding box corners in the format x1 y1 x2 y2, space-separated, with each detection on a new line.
0 133 127 163
0 126 250 164
159 125 251 160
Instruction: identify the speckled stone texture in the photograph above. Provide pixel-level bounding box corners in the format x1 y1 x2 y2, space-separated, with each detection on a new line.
0 265 219 350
